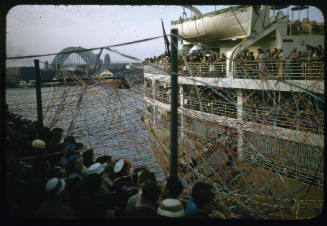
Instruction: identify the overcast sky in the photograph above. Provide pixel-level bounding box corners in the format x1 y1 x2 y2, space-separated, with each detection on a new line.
6 5 324 67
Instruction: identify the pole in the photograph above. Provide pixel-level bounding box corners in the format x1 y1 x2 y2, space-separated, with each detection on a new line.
34 59 43 127
170 28 178 181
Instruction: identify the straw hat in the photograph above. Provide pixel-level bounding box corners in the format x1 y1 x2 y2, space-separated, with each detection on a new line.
32 139 46 149
45 178 65 196
88 163 105 175
157 199 184 218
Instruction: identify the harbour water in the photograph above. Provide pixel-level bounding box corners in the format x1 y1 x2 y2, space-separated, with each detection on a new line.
6 84 165 181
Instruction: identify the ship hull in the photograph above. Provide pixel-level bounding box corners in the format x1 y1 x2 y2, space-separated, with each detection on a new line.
144 102 323 219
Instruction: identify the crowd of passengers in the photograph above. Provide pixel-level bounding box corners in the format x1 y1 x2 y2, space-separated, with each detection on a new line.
6 106 232 219
236 44 324 62
144 51 227 64
144 44 324 67
234 44 324 77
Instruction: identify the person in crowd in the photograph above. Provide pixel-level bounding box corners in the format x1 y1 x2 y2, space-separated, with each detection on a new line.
208 53 216 62
240 51 248 77
184 182 216 219
74 173 118 218
159 176 184 203
185 182 209 216
95 155 115 179
273 49 283 77
303 44 312 59
247 52 255 61
316 45 324 60
59 143 76 169
257 48 267 75
111 159 138 211
88 162 115 194
220 53 226 61
285 48 297 75
126 170 156 213
113 159 131 180
265 49 272 60
156 198 185 219
234 53 242 77
66 153 88 181
34 177 74 219
294 51 304 78
126 182 161 219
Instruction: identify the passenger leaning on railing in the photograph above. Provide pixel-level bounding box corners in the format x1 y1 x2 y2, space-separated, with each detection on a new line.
273 48 283 78
257 48 267 76
219 53 226 62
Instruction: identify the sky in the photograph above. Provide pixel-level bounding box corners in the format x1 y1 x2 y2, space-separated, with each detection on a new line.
6 5 324 67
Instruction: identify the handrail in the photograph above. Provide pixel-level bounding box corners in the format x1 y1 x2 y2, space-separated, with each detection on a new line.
144 60 324 81
233 59 324 80
184 96 237 118
243 150 323 187
145 89 323 134
243 105 323 134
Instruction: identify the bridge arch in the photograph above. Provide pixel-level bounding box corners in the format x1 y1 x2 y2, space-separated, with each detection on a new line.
51 46 99 66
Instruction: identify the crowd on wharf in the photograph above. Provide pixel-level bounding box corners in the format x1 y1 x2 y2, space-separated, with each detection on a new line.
5 106 233 219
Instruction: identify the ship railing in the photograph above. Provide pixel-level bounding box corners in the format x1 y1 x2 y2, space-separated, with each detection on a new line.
144 64 169 75
145 60 323 80
233 59 324 80
154 92 170 103
242 105 324 134
179 62 226 78
144 87 153 98
144 62 226 77
243 149 323 187
183 96 237 118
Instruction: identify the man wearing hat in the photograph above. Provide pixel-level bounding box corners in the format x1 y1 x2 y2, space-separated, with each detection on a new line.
88 162 114 194
34 178 73 219
157 198 185 218
113 159 134 186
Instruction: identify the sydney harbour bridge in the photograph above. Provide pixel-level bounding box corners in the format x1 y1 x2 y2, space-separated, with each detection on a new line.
51 46 111 70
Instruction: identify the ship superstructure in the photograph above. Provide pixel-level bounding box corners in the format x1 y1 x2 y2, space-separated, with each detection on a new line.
143 5 324 219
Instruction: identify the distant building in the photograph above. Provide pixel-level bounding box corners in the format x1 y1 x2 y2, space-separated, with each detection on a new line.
104 54 111 66
44 61 49 70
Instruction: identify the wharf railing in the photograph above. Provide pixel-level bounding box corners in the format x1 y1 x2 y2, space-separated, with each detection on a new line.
242 105 324 134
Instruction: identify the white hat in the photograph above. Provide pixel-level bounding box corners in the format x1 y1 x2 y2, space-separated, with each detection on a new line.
32 139 46 149
45 178 65 196
114 159 124 173
88 163 105 175
157 199 184 218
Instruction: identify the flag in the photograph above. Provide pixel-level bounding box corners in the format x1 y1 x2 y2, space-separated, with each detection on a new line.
161 19 170 56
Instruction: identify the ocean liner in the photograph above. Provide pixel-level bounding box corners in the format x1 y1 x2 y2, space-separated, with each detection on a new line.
143 5 324 219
